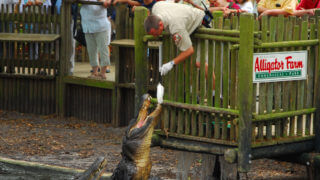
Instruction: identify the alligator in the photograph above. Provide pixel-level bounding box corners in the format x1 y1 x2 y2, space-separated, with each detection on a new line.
111 94 162 180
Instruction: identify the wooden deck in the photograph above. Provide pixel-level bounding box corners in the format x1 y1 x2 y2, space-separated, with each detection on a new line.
73 62 115 82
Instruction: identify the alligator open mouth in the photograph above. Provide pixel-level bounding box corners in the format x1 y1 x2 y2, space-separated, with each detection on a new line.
111 94 162 180
128 94 153 134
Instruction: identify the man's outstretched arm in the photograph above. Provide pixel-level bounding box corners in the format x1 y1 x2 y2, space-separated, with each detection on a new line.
160 46 194 76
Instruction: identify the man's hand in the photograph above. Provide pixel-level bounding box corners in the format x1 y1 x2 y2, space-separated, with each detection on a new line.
160 61 174 76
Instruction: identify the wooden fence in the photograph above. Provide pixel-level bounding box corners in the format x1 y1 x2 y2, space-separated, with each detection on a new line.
134 7 320 175
0 4 60 115
0 2 159 126
111 4 160 125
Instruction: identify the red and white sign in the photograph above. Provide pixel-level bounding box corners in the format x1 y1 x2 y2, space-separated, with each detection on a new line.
253 51 307 83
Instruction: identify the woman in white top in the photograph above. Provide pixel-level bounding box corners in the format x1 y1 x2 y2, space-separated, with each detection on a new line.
237 0 253 13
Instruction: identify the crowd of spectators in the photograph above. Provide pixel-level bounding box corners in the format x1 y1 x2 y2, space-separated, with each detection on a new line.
118 0 319 19
0 0 318 79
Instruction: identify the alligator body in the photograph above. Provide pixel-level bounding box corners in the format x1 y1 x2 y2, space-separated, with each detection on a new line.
111 94 162 180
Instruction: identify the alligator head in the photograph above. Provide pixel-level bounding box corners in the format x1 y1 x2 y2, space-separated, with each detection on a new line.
112 94 162 180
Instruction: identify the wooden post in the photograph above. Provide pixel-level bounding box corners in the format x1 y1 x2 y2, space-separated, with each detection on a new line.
238 13 254 174
115 4 127 39
57 0 73 116
134 7 148 116
315 18 320 152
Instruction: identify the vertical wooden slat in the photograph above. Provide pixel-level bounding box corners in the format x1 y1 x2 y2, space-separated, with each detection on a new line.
282 16 293 137
169 40 177 133
51 79 55 114
162 36 170 132
274 15 284 138
230 15 238 110
32 5 37 74
251 19 260 141
230 16 238 141
213 12 223 139
238 13 254 173
8 77 13 111
296 20 308 136
12 77 18 111
206 40 214 138
0 77 4 110
4 78 9 110
184 51 191 135
258 15 268 141
15 5 21 74
305 19 316 136
315 17 320 151
198 39 206 137
265 16 276 140
290 23 299 136
191 38 198 136
177 46 185 134
221 19 230 140
46 5 52 75
25 79 30 113
0 4 4 73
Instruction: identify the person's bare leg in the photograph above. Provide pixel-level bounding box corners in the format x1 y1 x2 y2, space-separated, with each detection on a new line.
89 66 99 78
99 66 107 79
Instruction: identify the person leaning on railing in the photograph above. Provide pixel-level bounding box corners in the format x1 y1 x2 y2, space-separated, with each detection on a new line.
257 0 296 19
145 1 217 93
292 0 318 16
144 1 206 76
208 0 247 17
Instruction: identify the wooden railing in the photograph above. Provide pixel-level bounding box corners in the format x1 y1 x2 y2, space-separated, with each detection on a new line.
134 7 320 172
0 4 61 76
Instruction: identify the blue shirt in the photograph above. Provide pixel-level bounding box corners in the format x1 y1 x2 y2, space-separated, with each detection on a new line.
137 0 157 11
55 0 62 14
80 1 109 33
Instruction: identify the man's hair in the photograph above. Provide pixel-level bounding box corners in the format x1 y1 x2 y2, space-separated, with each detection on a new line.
144 15 161 33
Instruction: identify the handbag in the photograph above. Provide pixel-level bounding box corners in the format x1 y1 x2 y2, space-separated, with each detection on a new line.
72 4 87 46
74 26 87 47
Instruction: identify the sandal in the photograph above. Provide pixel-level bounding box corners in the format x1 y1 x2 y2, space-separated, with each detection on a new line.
88 73 101 79
90 68 110 73
98 73 106 80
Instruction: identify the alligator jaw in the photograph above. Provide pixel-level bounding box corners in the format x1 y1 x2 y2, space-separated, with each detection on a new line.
111 94 162 180
128 94 152 135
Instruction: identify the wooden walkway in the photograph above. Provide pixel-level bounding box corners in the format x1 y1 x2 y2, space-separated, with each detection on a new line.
73 62 115 82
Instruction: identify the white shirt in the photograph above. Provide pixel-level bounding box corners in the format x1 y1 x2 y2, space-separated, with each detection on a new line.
152 1 205 51
80 0 109 33
239 1 254 13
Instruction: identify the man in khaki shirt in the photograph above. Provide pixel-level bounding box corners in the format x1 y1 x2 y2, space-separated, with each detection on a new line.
144 1 205 75
258 0 297 18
